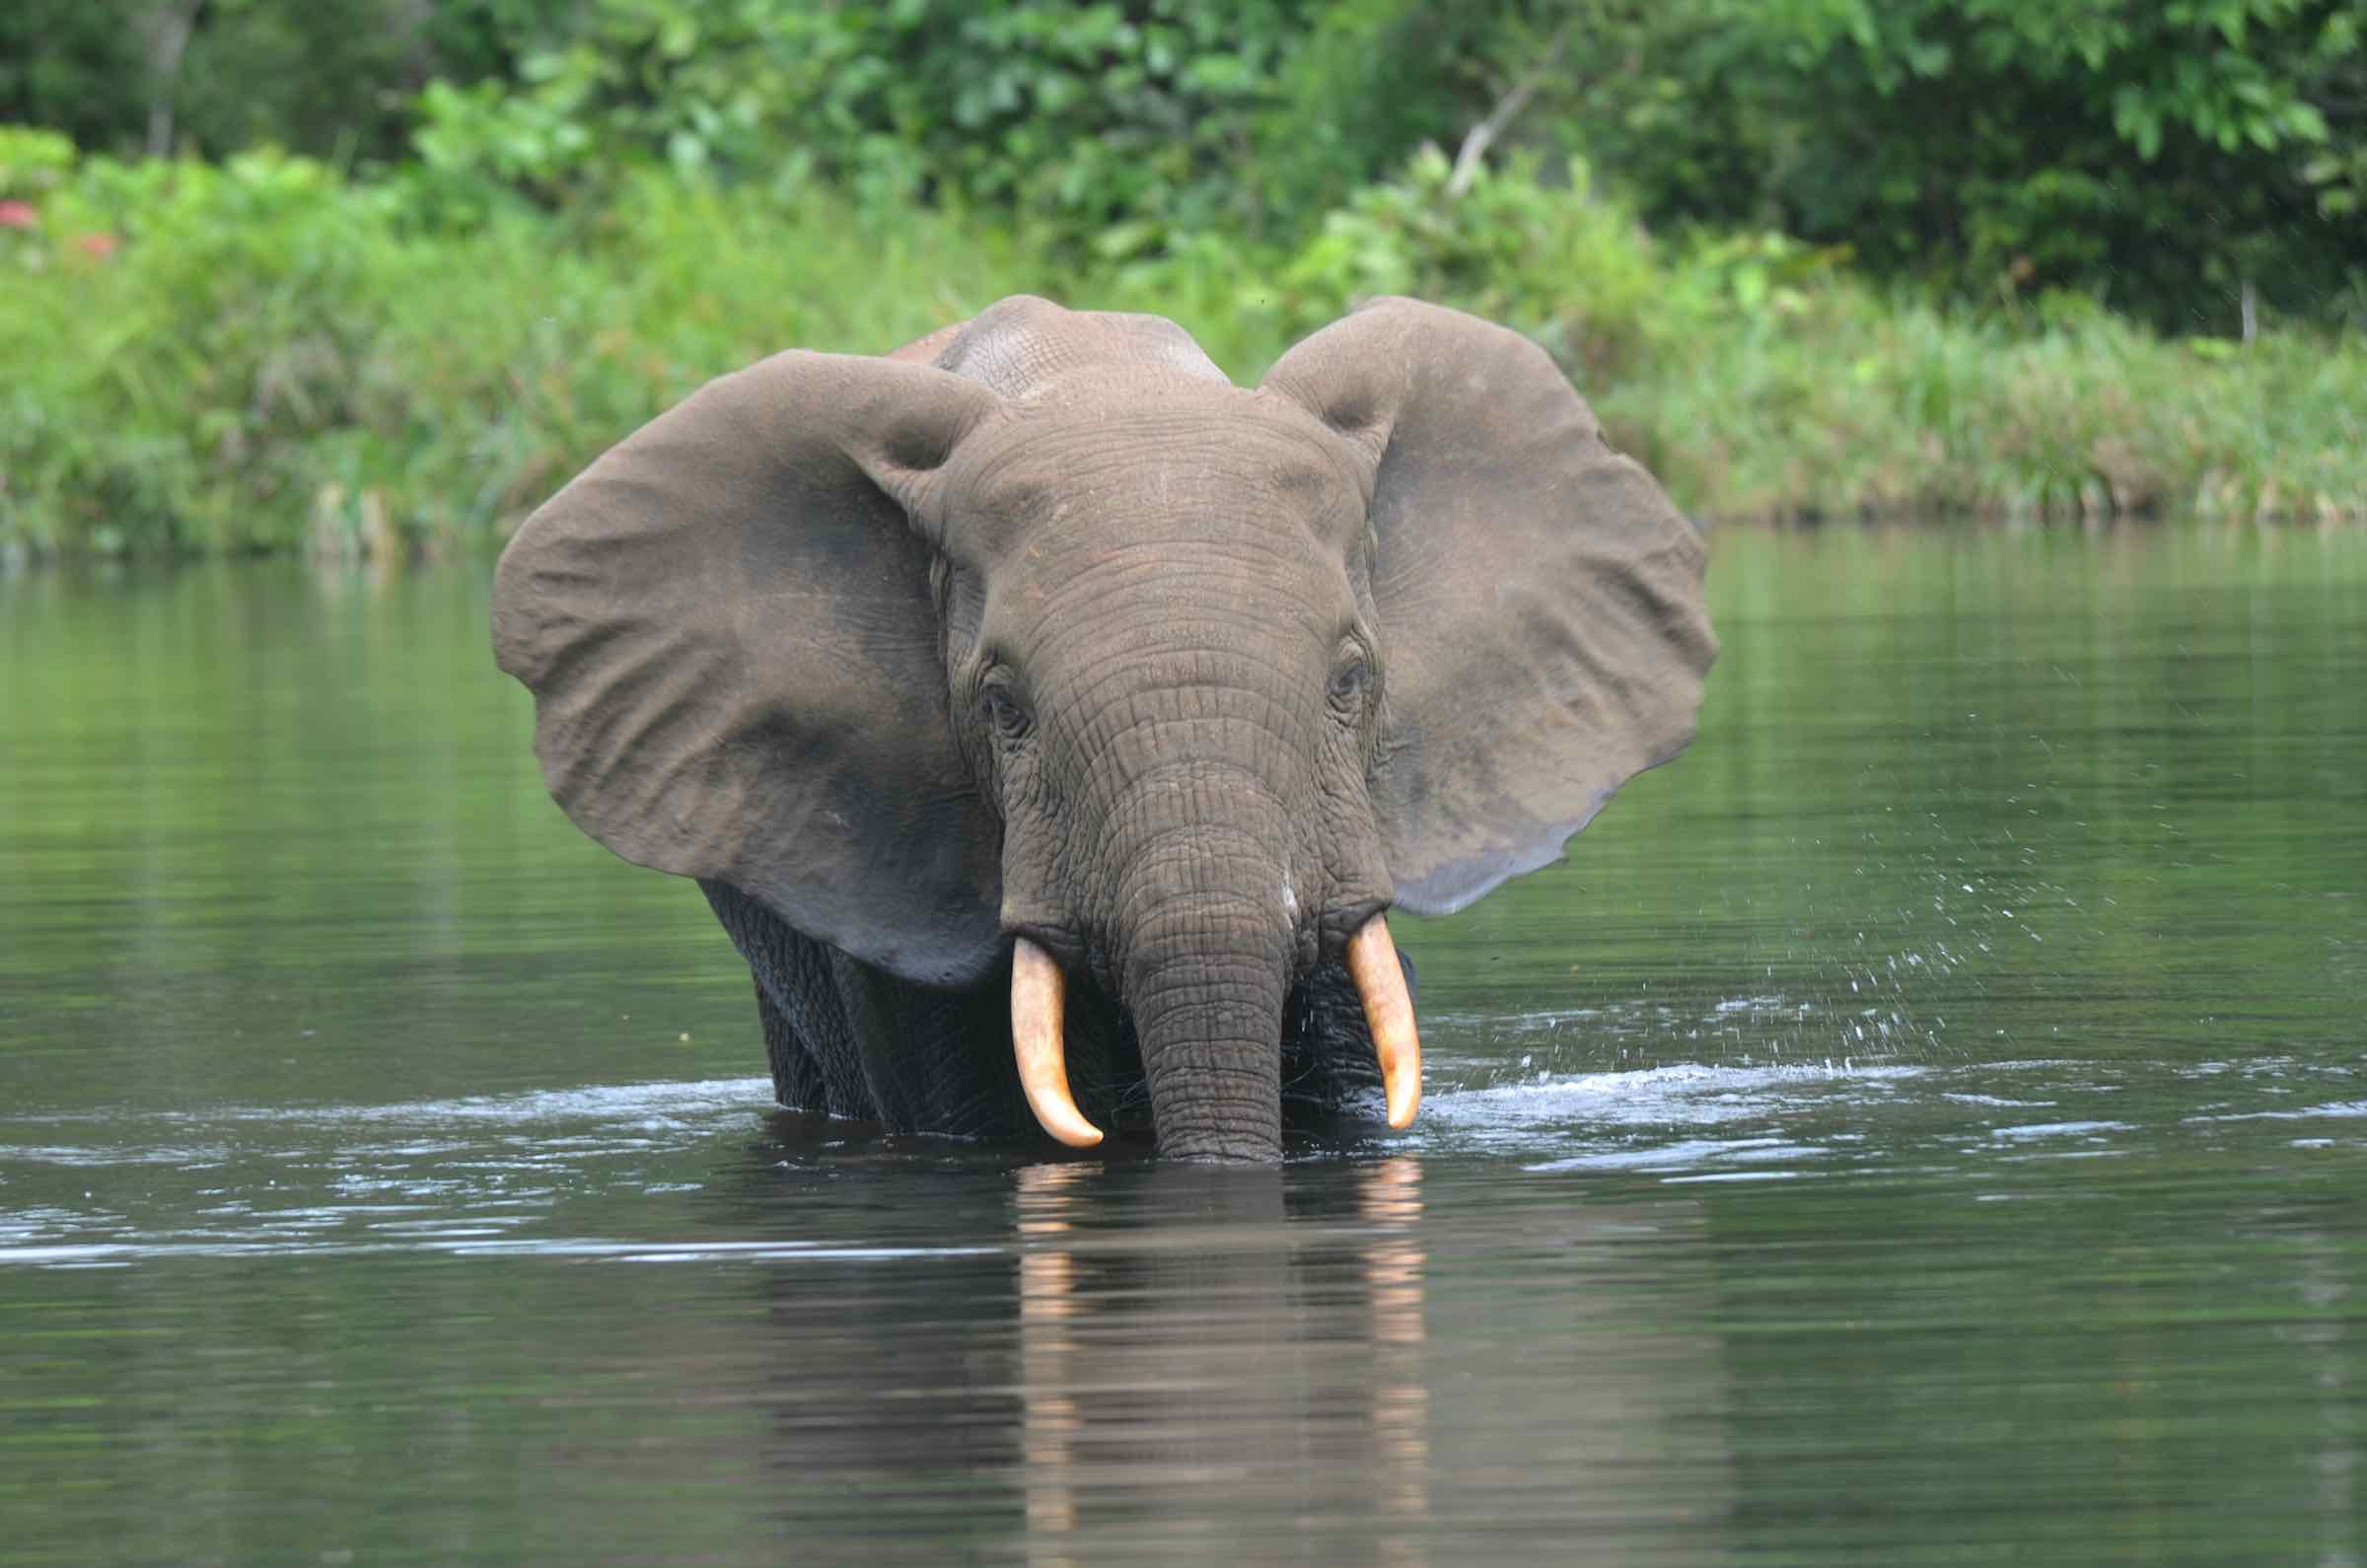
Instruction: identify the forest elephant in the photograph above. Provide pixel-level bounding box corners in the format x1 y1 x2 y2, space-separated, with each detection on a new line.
491 295 1715 1161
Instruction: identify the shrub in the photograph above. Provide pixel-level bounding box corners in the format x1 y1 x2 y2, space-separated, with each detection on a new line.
0 141 1042 557
1107 151 2367 523
5 132 2362 562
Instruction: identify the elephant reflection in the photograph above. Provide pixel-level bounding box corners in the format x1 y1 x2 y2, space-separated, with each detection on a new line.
727 1143 1735 1562
1012 1159 1433 1564
1006 1160 1736 1564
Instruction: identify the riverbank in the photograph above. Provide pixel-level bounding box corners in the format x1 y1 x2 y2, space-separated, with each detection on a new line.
5 141 2362 562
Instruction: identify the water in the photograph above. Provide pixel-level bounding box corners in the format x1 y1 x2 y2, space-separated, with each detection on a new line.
3 525 2362 1565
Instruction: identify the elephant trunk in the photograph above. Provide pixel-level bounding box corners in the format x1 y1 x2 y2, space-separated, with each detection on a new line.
1105 781 1301 1162
1122 893 1293 1161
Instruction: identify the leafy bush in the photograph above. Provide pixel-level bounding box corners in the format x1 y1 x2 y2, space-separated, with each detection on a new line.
0 0 542 165
9 3 2357 329
405 0 1355 249
1533 0 2367 331
0 138 1041 557
1106 151 2367 524
5 126 2363 562
399 0 2364 327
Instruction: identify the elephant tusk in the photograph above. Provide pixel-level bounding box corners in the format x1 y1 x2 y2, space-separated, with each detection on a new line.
1346 915 1422 1130
1012 938 1104 1149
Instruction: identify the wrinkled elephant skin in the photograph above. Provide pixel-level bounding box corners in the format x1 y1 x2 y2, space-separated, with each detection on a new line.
492 296 1715 1161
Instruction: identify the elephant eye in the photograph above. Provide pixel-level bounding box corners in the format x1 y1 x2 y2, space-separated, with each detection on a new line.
1327 651 1373 715
980 676 1034 743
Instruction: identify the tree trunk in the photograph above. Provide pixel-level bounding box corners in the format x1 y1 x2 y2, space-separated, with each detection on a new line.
142 0 206 158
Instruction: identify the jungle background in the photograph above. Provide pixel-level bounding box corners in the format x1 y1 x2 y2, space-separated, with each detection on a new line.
2 0 2363 559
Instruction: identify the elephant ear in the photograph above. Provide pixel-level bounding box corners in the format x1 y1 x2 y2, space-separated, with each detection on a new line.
1263 298 1717 915
492 351 1007 986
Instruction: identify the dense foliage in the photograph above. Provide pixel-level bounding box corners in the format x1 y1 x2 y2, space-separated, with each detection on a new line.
9 1 2359 323
0 0 531 165
6 121 2359 560
1 2 2362 556
1545 0 2367 331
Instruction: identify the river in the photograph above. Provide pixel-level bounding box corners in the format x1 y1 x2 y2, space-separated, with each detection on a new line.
2 523 2361 1564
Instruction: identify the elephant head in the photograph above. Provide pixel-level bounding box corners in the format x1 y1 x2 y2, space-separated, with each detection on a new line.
492 296 1714 1160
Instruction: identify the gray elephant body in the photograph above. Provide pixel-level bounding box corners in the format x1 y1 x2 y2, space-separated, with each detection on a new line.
494 296 1714 1160
700 876 1390 1141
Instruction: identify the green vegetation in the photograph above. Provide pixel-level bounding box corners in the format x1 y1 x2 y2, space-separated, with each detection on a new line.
0 126 1040 558
3 1 2363 558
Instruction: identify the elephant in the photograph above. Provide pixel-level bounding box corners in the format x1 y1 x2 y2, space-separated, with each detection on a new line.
491 295 1714 1161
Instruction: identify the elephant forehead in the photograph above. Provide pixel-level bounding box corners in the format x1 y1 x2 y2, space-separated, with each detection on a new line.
945 374 1366 556
993 535 1352 682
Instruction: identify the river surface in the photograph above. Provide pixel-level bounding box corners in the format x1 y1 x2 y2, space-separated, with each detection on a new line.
3 525 2362 1565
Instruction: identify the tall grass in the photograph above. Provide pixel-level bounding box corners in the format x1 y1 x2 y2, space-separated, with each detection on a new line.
1113 151 2367 528
3 140 2362 562
0 152 1042 559
1609 302 2367 527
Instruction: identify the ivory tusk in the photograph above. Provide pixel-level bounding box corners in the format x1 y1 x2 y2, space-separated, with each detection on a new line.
1345 915 1422 1130
1012 938 1104 1148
